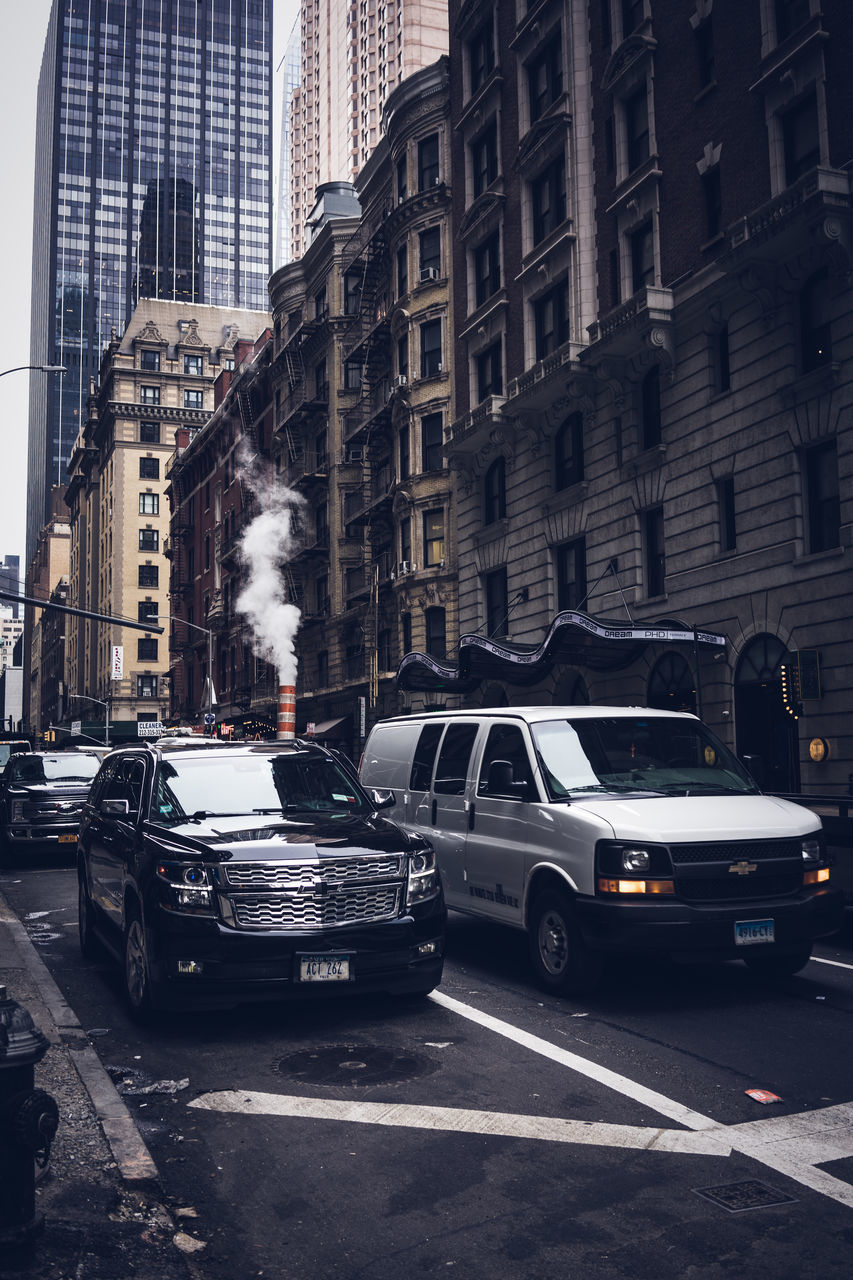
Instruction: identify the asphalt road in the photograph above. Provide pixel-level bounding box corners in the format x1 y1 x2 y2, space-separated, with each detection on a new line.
3 855 853 1280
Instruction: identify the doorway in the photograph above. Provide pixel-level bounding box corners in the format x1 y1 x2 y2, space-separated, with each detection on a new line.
735 634 799 792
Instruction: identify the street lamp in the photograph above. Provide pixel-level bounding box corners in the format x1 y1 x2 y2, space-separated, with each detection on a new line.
157 617 216 719
69 694 110 747
0 364 66 378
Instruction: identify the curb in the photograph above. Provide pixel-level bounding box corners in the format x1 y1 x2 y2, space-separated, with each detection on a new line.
0 890 159 1186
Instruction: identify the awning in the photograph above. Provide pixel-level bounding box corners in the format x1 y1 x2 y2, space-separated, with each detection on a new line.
396 610 726 694
307 716 350 737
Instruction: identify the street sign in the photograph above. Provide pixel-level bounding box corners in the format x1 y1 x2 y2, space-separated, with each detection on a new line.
71 720 82 736
111 645 124 680
204 712 216 725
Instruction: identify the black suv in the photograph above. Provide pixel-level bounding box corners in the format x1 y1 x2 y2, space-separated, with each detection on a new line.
0 750 102 866
77 739 445 1015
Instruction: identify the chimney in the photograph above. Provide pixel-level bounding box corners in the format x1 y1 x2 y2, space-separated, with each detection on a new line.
277 681 296 740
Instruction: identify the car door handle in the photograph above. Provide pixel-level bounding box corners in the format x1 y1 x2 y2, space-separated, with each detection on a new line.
468 803 475 831
431 798 437 824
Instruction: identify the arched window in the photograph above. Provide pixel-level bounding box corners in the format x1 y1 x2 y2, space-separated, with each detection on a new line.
800 269 832 373
483 457 506 524
425 607 446 661
555 413 584 490
735 634 786 686
647 653 696 714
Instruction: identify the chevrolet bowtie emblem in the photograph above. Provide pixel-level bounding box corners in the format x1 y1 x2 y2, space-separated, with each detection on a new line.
729 860 757 875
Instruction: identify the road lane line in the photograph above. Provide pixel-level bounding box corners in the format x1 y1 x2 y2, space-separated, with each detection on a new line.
428 989 720 1132
188 1091 730 1156
812 956 853 971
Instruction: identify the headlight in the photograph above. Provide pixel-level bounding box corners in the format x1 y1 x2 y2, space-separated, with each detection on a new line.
406 843 439 907
801 835 823 863
621 847 651 873
596 840 671 877
156 861 216 914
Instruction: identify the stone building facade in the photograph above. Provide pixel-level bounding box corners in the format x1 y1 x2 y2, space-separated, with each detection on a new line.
439 0 853 794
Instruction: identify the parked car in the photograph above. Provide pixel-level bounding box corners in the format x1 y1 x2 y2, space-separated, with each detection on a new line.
359 706 843 994
77 739 445 1016
0 750 102 865
0 740 31 768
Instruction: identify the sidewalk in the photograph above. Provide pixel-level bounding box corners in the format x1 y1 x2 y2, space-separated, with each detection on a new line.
0 889 198 1279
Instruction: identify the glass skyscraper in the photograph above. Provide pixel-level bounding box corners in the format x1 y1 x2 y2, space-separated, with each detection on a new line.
27 0 273 561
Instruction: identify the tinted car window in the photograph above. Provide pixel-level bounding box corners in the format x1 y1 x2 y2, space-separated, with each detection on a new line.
433 724 478 796
8 754 100 784
410 723 444 790
478 725 534 795
151 752 365 825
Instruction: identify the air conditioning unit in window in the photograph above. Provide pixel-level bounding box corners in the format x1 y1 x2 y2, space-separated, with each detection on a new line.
393 374 408 388
420 266 439 282
346 447 364 463
399 560 410 574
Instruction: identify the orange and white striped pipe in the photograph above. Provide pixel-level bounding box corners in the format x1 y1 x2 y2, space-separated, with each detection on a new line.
277 684 296 739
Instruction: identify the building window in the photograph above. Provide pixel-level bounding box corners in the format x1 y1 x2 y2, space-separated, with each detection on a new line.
419 226 441 275
140 349 160 371
402 612 412 655
418 133 439 190
534 279 570 360
184 354 202 375
344 360 362 390
140 422 160 443
140 385 160 405
345 644 364 679
531 153 566 245
421 412 444 470
315 357 328 401
139 493 159 515
317 650 328 686
423 510 445 566
556 537 587 611
484 457 506 524
718 477 736 553
800 268 832 372
344 273 362 316
471 121 498 198
425 607 446 660
625 86 650 172
138 638 158 661
644 506 665 596
485 568 508 637
477 341 503 401
474 233 501 308
528 34 563 124
138 564 159 588
804 440 840 553
397 334 409 382
400 517 412 568
715 323 731 393
378 628 392 673
397 155 407 203
775 0 811 43
469 19 494 95
695 19 715 89
139 456 159 480
555 413 584 490
136 674 158 699
420 319 442 378
702 166 722 239
314 285 327 320
399 425 410 480
397 244 408 296
138 601 159 626
782 91 820 185
316 574 329 615
184 389 203 409
315 502 328 544
622 0 645 38
139 528 159 551
630 220 655 292
641 366 661 448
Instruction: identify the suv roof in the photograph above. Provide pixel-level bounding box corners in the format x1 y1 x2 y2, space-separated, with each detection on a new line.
375 705 700 726
112 738 336 761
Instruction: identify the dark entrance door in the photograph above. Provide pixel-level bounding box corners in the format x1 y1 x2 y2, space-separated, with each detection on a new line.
735 635 799 792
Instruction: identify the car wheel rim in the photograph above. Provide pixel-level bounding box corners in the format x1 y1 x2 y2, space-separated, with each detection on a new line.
125 920 147 1007
538 908 569 976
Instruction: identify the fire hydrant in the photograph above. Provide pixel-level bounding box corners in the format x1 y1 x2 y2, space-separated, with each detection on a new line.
0 983 59 1245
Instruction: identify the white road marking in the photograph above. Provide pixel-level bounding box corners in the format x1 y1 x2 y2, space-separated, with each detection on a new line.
188 1091 730 1156
812 956 853 971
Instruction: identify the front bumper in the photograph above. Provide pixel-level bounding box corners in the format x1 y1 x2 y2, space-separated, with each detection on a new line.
146 896 447 1009
7 822 80 845
575 884 844 958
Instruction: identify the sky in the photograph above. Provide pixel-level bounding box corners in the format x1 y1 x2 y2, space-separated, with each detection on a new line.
0 0 299 582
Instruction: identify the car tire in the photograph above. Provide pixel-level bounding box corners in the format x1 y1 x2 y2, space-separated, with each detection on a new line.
743 943 812 978
123 908 158 1020
78 870 103 960
528 887 603 996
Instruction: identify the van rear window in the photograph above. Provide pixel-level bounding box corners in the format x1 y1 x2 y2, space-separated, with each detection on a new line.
410 722 444 790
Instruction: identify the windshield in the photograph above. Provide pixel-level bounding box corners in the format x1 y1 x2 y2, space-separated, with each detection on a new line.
7 754 101 785
531 717 759 799
150 752 368 826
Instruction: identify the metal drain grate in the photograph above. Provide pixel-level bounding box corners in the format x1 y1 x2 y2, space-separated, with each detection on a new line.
694 1180 797 1213
277 1044 439 1087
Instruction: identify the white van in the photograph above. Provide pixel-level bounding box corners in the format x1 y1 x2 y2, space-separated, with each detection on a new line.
360 707 843 994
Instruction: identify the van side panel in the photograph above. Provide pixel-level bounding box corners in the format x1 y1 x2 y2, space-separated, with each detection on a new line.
361 722 423 792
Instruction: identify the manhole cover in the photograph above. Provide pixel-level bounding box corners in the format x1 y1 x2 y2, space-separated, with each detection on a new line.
277 1044 438 1087
694 1180 797 1213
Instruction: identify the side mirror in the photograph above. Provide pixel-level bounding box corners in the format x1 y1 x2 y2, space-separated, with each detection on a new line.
486 760 531 801
369 788 396 811
100 798 136 819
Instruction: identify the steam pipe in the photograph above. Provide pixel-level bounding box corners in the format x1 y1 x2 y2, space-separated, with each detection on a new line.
277 683 296 740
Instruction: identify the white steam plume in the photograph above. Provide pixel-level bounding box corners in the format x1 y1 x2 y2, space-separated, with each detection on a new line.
235 447 305 686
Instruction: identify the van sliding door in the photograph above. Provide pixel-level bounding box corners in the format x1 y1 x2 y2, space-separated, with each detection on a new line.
414 721 480 907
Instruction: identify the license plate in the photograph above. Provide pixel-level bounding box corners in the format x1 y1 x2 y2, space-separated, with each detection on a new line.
57 833 77 844
735 918 775 946
298 954 351 982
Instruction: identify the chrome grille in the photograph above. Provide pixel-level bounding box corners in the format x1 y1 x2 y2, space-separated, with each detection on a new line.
24 801 84 818
223 855 404 887
231 885 401 929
